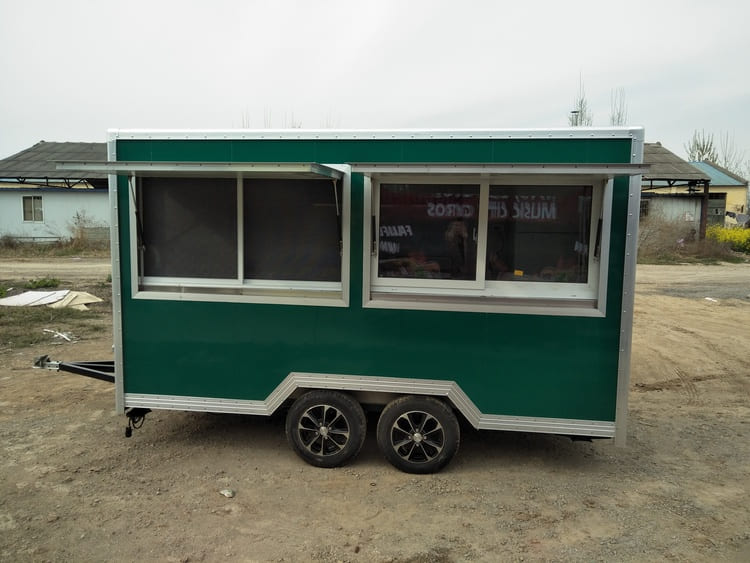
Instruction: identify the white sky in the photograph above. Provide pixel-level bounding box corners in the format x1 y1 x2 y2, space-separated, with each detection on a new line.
1 0 749 164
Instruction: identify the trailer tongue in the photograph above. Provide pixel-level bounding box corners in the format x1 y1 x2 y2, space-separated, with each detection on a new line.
34 355 114 383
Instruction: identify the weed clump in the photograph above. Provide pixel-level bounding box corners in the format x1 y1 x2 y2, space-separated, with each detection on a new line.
638 214 743 264
24 277 61 289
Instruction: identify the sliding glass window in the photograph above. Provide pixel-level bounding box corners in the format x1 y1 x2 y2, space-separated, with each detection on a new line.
372 178 605 305
486 185 593 283
378 184 479 281
135 174 345 303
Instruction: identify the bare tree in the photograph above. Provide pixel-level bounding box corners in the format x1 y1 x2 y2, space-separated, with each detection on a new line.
684 129 718 162
240 109 251 129
282 111 302 129
717 132 746 174
609 88 628 126
568 76 593 126
322 112 341 129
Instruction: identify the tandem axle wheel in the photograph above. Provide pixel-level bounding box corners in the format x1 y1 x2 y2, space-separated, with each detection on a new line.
285 391 460 473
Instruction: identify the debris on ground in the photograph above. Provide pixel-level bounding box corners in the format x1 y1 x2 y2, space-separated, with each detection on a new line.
0 289 102 310
42 329 75 342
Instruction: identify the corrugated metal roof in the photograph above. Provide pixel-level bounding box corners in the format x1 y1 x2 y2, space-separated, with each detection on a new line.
0 141 107 181
689 161 748 187
642 142 710 182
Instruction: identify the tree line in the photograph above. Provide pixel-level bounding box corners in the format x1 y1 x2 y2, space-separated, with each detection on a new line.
569 79 748 178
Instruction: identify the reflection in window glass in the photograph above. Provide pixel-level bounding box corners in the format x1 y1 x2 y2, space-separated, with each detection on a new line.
378 184 479 280
243 179 341 282
486 186 592 283
141 177 237 278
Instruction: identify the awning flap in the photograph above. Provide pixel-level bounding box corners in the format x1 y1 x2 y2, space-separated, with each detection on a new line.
351 163 648 178
56 161 344 180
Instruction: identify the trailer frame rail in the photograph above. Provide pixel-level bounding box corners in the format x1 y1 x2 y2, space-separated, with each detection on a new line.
33 355 115 384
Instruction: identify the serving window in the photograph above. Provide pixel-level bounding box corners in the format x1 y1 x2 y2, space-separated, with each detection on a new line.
485 185 593 283
378 184 479 283
141 177 238 279
369 175 610 313
132 167 348 306
243 179 341 282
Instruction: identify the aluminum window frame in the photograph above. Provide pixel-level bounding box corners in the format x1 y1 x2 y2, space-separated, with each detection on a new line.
128 165 351 308
364 173 613 317
482 176 608 302
137 175 239 282
372 177 486 291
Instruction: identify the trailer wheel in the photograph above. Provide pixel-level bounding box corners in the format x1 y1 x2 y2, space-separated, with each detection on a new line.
285 390 366 469
376 395 460 474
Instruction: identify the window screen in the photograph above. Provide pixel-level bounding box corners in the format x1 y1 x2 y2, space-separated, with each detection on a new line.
140 177 237 279
486 185 593 283
243 179 341 282
378 184 479 280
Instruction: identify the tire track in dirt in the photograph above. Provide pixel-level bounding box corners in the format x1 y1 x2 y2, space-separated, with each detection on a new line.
634 370 719 406
676 367 701 405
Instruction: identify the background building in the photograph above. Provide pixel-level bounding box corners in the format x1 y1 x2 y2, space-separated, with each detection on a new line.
0 141 108 242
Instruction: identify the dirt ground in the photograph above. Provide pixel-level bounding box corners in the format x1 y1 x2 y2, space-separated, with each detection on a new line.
1 257 749 562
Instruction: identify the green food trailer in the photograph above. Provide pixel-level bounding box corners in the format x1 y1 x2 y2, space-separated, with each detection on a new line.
51 127 645 473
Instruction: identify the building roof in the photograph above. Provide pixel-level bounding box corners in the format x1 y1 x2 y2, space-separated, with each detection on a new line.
689 161 748 187
0 141 107 185
642 142 710 183
3 139 732 189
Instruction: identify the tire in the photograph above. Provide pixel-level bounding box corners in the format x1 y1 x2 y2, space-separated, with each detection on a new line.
376 395 460 474
285 390 366 468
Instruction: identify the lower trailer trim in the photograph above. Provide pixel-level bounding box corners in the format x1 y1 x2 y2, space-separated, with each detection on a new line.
124 372 616 438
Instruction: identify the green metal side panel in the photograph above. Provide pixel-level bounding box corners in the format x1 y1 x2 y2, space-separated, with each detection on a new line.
116 137 632 422
117 138 628 165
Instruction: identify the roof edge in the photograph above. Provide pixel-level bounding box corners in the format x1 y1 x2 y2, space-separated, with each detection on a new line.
697 160 749 185
108 126 646 142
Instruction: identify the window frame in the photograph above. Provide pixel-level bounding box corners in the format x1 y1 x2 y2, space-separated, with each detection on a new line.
22 195 44 222
373 178 485 291
364 173 613 317
242 177 345 285
128 165 351 307
482 177 605 301
138 176 239 281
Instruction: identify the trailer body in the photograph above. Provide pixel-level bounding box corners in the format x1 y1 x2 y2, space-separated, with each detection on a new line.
61 128 644 472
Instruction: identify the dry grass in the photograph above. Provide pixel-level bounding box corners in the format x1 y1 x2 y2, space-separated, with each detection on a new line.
0 235 109 258
0 306 102 350
638 214 743 264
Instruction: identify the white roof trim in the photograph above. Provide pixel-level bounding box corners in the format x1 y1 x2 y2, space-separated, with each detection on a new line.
107 127 645 142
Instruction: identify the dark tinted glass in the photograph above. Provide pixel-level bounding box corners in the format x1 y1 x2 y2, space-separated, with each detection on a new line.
378 184 479 280
486 185 593 283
